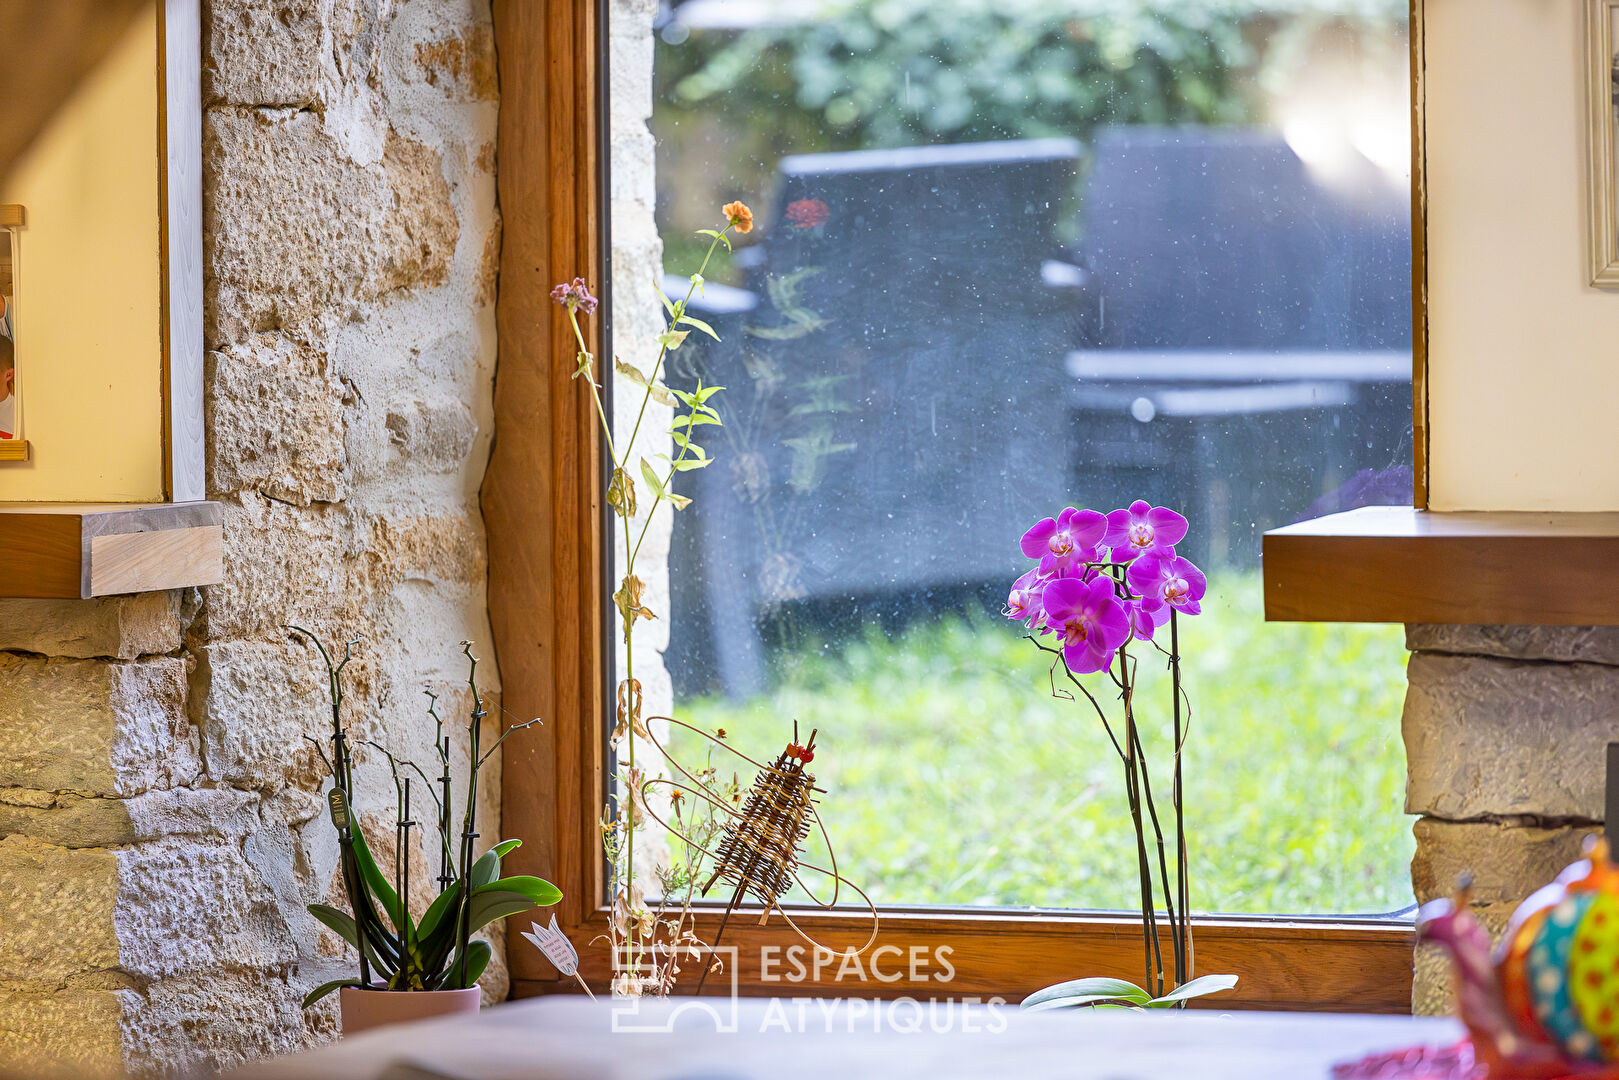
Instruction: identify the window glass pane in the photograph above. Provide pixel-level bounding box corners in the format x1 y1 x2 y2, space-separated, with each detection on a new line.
615 0 1415 916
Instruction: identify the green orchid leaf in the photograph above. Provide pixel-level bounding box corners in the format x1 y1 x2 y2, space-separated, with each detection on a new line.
307 903 396 974
469 850 500 890
493 839 522 859
1145 974 1239 1008
435 938 493 991
1021 977 1152 1010
417 887 460 945
476 875 564 907
302 978 361 1009
308 903 359 949
349 826 404 933
464 889 546 935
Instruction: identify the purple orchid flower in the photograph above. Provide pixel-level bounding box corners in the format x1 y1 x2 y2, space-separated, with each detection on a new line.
1042 575 1130 674
1102 501 1187 564
1021 507 1106 573
1127 599 1171 643
1127 554 1207 617
1003 568 1049 627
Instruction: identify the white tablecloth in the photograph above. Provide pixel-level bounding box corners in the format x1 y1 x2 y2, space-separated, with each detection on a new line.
228 997 1460 1080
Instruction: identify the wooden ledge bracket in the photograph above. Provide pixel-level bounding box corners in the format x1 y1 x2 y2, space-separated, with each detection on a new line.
1263 505 1619 625
0 501 223 598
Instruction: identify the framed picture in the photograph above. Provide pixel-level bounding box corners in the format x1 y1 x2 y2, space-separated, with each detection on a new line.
1588 0 1619 286
0 205 19 456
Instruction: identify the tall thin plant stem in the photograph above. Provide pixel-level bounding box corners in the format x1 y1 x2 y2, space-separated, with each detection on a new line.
564 220 736 987
1117 648 1162 996
1170 611 1191 984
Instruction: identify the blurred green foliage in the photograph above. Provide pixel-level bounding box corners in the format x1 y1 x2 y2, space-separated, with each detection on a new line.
669 570 1414 916
654 0 1406 271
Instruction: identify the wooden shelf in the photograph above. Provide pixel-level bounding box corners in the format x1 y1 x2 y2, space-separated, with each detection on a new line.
1263 506 1619 625
0 501 222 598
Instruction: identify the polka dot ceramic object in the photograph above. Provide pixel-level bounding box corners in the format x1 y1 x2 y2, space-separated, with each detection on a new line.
1526 892 1600 1061
1499 901 1553 1046
1571 891 1619 1059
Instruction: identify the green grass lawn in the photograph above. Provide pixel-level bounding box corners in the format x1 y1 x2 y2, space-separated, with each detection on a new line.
667 571 1415 916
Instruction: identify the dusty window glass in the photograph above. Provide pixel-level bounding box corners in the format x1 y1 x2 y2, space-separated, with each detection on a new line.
617 0 1416 916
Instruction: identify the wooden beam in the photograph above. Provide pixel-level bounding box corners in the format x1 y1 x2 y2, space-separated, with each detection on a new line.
1264 506 1619 624
0 501 222 598
487 0 605 989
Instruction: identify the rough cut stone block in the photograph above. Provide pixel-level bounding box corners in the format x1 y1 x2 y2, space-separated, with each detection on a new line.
204 110 457 344
207 335 346 506
413 25 498 101
1407 624 1619 668
0 593 182 660
123 968 330 1078
1403 652 1619 820
1411 818 1594 904
114 837 297 981
1414 901 1513 1017
383 397 476 471
0 788 263 849
0 987 124 1078
193 639 332 794
0 793 134 848
0 836 119 982
205 0 327 107
197 495 363 640
126 787 262 842
0 656 198 795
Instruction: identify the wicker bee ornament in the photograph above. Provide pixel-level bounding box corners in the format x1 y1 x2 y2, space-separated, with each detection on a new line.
639 719 878 992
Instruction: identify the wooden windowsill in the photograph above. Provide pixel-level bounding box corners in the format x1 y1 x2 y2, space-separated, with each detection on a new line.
516 905 1415 1013
1263 505 1619 625
0 500 223 598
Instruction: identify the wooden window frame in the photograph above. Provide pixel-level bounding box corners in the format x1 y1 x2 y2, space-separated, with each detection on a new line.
487 0 1422 1012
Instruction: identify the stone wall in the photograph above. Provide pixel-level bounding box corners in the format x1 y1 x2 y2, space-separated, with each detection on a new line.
1404 624 1616 1014
0 1 502 1075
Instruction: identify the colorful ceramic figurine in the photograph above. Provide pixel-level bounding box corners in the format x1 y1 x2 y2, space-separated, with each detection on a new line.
1339 838 1619 1080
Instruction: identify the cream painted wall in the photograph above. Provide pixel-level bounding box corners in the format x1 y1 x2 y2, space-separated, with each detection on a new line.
0 5 165 502
1426 0 1619 511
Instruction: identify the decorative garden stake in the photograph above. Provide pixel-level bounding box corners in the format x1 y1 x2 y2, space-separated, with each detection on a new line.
521 916 595 1000
289 629 561 1033
1338 838 1619 1080
637 718 878 993
1007 504 1238 1012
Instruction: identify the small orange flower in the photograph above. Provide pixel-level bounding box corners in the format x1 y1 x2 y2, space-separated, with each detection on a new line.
722 201 754 234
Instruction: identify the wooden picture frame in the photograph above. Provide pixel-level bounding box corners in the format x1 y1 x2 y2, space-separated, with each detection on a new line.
0 205 24 460
489 0 1422 1011
1588 0 1619 287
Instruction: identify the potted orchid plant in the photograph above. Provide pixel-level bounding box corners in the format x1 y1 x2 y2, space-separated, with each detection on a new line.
291 630 560 1033
1007 502 1238 1011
